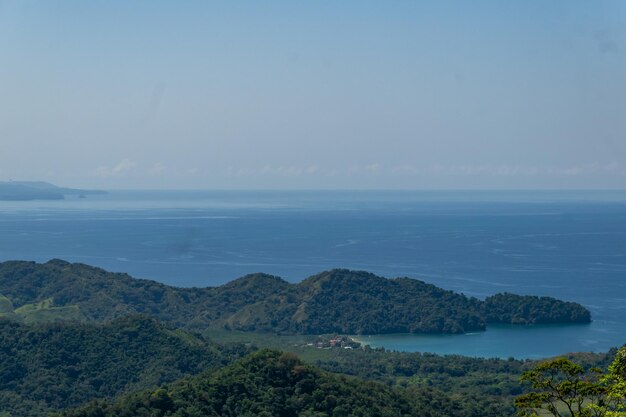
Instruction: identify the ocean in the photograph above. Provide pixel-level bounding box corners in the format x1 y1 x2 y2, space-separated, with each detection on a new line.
1 189 625 359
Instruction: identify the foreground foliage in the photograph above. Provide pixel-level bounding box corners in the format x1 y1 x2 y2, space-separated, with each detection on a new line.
306 344 614 417
0 310 615 417
60 349 452 417
0 316 249 417
515 347 626 416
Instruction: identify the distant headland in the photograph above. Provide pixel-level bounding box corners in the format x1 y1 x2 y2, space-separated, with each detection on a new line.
0 181 107 201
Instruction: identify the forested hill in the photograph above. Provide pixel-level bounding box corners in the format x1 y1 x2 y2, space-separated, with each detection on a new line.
0 260 590 335
0 315 250 417
0 313 612 417
59 350 441 417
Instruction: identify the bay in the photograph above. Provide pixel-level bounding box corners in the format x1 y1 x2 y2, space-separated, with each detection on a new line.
1 189 625 358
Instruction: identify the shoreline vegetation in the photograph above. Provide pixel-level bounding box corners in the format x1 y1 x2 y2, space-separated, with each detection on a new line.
0 259 590 335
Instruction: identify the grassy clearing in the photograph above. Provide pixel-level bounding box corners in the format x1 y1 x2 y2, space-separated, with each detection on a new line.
0 295 85 324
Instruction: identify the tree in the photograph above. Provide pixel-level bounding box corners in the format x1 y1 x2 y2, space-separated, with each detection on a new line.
515 347 626 417
600 348 626 417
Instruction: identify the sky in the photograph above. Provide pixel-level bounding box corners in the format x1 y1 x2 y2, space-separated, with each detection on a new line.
0 1 625 190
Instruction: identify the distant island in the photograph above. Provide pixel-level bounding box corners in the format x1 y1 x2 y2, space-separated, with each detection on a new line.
0 181 107 201
0 260 591 334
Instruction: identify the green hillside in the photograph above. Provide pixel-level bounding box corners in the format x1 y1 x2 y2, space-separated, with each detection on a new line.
57 348 620 417
0 316 250 417
0 260 590 335
59 349 450 417
0 313 615 417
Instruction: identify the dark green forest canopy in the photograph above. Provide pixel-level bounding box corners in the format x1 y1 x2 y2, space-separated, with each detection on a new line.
307 345 616 417
0 315 251 417
57 349 464 417
484 293 591 325
56 348 619 417
0 313 614 417
0 260 590 335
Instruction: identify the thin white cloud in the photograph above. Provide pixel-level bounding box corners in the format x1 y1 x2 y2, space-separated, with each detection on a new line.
148 162 167 176
392 164 419 175
225 164 337 178
364 162 382 174
93 159 137 178
349 163 383 175
305 164 319 174
390 163 626 177
184 167 200 176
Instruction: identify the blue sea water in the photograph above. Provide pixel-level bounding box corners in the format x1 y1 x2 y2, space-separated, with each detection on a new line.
1 190 625 359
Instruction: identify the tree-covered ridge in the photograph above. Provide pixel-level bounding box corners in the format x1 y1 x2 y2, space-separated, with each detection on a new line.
0 260 590 335
57 348 621 417
59 349 450 417
0 315 250 417
484 293 591 325
0 311 615 417
286 270 486 334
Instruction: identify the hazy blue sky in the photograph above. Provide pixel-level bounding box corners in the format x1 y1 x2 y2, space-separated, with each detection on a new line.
1 1 625 189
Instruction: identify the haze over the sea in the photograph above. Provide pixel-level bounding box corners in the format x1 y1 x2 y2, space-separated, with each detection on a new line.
1 1 625 190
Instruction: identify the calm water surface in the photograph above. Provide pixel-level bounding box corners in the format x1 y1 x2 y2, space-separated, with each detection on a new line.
1 190 625 359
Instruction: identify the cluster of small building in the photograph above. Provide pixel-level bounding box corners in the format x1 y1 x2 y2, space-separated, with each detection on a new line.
305 335 361 349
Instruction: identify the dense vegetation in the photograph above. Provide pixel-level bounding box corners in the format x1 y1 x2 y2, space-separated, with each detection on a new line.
57 348 625 417
515 347 626 416
59 349 459 417
0 298 612 417
313 347 528 416
0 316 250 417
0 260 590 335
307 346 615 417
484 293 591 325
